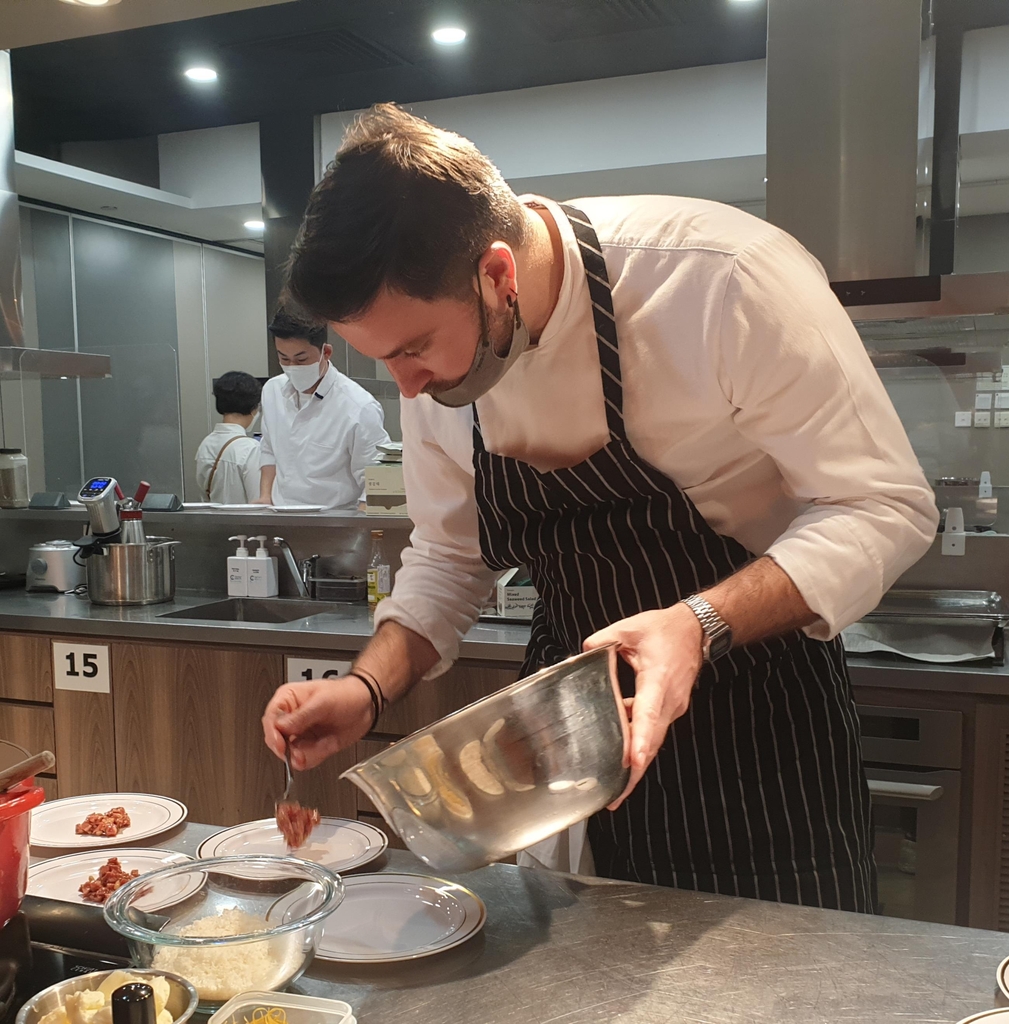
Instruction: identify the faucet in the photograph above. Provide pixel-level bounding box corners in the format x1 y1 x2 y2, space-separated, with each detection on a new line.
272 537 312 598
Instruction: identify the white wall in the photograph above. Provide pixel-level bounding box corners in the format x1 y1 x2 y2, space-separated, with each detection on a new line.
319 28 1009 218
158 122 262 208
320 60 768 181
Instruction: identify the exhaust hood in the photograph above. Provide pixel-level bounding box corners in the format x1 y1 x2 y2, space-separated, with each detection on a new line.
0 49 110 380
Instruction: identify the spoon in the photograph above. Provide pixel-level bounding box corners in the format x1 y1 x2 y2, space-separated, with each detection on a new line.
277 736 293 808
0 750 55 793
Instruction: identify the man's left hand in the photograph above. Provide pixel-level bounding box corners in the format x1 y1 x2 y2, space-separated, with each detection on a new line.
584 603 703 810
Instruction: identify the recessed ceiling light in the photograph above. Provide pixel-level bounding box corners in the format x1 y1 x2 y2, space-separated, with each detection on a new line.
59 0 122 6
244 220 265 232
184 66 218 83
431 26 466 45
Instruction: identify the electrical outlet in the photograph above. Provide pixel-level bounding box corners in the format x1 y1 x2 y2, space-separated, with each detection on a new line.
996 411 1009 428
955 411 973 427
975 410 992 427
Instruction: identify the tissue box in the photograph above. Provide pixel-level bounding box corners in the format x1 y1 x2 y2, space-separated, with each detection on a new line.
365 464 408 516
496 567 537 620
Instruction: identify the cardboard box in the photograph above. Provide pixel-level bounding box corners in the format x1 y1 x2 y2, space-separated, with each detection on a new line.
365 464 408 517
496 567 537 620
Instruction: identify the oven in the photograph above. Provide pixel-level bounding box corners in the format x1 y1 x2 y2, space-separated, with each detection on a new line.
857 704 963 924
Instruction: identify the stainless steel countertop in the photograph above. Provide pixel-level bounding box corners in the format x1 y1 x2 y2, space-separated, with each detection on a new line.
0 590 531 661
34 821 1009 1024
5 588 1009 692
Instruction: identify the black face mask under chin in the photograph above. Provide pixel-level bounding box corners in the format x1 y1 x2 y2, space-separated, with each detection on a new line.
430 294 532 409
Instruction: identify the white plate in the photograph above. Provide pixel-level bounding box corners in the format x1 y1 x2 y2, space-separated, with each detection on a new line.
270 504 324 513
30 793 188 849
316 872 486 963
27 849 198 910
197 817 387 873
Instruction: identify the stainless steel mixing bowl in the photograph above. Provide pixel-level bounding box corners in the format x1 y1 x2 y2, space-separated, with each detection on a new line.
342 644 630 871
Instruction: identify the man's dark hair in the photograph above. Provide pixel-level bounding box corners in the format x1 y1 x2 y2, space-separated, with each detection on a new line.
269 306 328 349
213 371 262 416
285 103 528 324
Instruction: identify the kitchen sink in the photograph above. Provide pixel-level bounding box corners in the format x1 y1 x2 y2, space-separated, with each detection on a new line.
158 597 347 623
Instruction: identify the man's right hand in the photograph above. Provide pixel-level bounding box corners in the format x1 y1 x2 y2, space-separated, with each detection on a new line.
262 677 374 770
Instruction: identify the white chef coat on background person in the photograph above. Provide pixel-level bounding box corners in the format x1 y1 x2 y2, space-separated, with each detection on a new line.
374 193 938 673
195 422 262 503
259 362 390 509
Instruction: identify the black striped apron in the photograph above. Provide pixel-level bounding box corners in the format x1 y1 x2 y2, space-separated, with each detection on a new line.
472 205 876 911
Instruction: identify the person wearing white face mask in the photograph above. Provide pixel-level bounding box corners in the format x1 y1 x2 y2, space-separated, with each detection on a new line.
256 307 390 509
195 371 263 503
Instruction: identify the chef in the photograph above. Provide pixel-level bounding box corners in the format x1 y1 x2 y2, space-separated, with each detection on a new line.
195 370 263 503
256 307 390 509
263 104 938 911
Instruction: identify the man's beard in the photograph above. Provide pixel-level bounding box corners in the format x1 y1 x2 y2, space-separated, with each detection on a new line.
422 302 514 398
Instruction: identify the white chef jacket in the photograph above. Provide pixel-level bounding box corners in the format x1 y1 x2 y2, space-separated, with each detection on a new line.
259 363 390 510
375 194 939 675
194 423 262 504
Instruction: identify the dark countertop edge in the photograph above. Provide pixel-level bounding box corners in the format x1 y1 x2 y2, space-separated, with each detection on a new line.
3 591 1009 692
0 506 415 530
0 602 536 659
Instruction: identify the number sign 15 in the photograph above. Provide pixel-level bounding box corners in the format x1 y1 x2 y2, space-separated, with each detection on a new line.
53 642 111 693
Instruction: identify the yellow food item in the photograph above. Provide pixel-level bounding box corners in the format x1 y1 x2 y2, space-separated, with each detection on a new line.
413 735 473 820
458 740 505 796
48 974 175 1024
242 1009 288 1024
65 990 106 1024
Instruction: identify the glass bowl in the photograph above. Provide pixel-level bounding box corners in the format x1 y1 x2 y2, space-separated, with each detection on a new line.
103 855 344 1010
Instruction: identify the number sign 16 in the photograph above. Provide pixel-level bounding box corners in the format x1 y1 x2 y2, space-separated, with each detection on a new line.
285 658 352 683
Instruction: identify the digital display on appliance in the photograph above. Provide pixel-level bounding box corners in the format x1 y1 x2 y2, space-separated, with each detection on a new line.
80 478 113 496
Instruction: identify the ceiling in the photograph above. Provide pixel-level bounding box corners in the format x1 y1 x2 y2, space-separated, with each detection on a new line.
0 0 297 50
10 0 770 156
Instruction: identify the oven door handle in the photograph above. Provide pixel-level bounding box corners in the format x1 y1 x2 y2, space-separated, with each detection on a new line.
867 779 944 802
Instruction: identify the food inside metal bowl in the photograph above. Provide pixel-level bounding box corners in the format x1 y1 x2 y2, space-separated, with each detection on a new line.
342 645 630 871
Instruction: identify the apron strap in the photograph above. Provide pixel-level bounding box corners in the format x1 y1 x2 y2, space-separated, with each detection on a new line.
558 204 627 442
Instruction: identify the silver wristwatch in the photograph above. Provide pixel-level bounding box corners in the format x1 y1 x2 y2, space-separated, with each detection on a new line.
682 594 733 662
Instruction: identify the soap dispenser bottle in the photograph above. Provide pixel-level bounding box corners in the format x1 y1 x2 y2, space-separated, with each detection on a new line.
248 534 279 597
227 535 250 597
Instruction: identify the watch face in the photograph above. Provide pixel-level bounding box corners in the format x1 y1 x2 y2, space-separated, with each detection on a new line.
709 631 733 661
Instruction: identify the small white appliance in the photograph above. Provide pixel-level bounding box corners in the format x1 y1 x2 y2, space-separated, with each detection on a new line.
26 540 86 593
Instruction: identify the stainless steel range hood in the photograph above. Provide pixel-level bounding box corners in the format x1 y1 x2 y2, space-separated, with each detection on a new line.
0 49 109 380
765 0 922 282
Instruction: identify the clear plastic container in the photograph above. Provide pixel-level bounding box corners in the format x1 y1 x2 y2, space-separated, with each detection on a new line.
207 991 355 1024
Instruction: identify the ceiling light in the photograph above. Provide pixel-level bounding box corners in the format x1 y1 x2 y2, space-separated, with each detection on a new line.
244 220 265 232
184 66 218 83
59 0 122 6
432 26 466 45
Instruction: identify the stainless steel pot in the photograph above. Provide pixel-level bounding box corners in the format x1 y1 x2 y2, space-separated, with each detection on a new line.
342 644 630 872
86 537 179 606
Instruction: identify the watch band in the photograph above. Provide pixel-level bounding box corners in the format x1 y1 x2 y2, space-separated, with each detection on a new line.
682 594 733 662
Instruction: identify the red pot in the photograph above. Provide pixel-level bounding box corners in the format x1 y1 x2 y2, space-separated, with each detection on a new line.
0 780 45 929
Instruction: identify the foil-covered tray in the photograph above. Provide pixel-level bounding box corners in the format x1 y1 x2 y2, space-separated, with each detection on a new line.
865 589 1009 628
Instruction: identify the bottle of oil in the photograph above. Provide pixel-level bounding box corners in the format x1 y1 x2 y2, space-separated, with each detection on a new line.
367 529 391 609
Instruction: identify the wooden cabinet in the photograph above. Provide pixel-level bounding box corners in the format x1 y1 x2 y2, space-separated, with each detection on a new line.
0 702 55 762
375 662 517 737
113 641 285 827
54 688 115 798
970 703 1009 930
0 632 53 702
